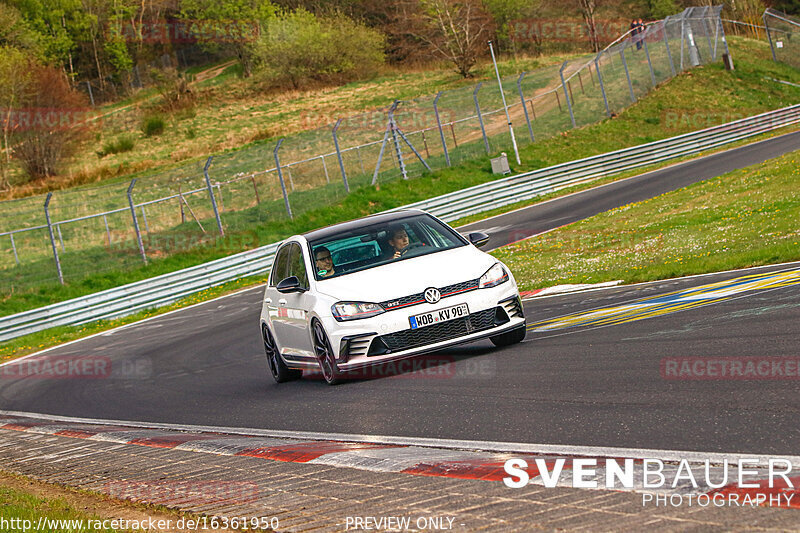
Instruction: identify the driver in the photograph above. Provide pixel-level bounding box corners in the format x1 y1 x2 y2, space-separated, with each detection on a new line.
314 246 336 277
387 225 410 259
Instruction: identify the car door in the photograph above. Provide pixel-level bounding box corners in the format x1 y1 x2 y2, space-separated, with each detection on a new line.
273 242 315 359
265 243 291 351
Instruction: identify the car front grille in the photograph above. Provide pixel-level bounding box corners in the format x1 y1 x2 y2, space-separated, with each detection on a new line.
371 307 507 354
380 279 480 311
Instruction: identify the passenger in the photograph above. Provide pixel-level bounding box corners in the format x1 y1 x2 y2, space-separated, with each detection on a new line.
387 225 410 259
314 246 336 277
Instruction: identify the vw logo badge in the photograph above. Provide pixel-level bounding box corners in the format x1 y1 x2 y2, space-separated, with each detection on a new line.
424 288 441 304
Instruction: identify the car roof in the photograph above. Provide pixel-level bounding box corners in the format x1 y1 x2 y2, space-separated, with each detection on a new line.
302 209 428 242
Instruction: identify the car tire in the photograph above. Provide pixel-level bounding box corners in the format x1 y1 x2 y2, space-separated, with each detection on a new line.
490 324 527 347
263 324 301 383
312 319 341 386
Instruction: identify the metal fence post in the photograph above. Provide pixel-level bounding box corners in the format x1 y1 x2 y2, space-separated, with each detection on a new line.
433 92 450 167
473 83 490 154
518 72 535 142
103 214 111 246
388 101 407 179
273 139 293 219
619 47 637 103
559 61 577 128
43 193 64 284
251 176 261 204
642 30 657 87
9 234 19 265
140 206 150 232
700 6 714 61
320 155 329 183
663 19 677 76
372 122 392 185
489 40 520 165
203 156 224 236
719 10 730 57
86 81 95 107
332 118 350 192
57 225 65 252
394 127 432 173
595 54 611 118
764 12 777 61
127 180 147 265
680 12 686 70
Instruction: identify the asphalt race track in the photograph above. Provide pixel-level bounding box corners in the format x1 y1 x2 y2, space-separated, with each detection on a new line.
0 132 799 456
462 129 800 250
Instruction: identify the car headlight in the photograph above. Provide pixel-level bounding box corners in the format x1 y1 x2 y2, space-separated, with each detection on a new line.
479 263 509 288
332 302 386 322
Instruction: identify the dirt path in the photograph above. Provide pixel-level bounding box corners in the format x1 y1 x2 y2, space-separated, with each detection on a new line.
191 60 237 85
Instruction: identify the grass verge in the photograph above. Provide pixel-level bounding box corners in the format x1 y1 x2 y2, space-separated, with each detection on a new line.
492 150 800 290
0 470 241 533
0 474 128 532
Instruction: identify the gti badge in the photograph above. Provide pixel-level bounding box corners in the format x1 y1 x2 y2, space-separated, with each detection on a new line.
424 288 441 304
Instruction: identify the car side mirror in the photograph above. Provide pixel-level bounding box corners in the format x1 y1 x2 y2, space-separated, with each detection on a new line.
276 276 305 293
468 232 490 248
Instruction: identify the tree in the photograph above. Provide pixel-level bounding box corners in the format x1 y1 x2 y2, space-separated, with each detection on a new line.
254 8 385 88
0 2 44 57
771 0 800 16
411 0 493 78
647 0 678 19
180 0 277 78
6 0 95 75
9 64 90 180
483 0 541 55
571 0 601 52
0 46 34 190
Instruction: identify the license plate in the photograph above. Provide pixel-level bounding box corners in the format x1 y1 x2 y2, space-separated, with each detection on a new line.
409 303 470 330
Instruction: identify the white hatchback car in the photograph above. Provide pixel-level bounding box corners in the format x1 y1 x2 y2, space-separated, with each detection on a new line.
260 210 526 385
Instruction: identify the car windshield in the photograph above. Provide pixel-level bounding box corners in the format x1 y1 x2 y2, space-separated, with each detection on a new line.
307 214 467 280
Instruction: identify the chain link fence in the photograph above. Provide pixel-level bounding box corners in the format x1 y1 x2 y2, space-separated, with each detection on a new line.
0 6 726 294
764 9 800 70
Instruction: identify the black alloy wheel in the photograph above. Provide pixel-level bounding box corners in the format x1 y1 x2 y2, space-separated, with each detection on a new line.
312 320 341 385
263 324 301 383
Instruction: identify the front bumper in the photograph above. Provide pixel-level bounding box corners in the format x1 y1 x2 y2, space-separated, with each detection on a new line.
325 284 525 373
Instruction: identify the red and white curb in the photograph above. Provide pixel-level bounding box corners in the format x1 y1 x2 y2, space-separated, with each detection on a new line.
1 412 799 510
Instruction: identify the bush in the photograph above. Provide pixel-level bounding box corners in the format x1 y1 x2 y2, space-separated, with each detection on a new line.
254 9 385 89
98 136 135 157
150 67 194 111
142 114 166 137
11 64 90 180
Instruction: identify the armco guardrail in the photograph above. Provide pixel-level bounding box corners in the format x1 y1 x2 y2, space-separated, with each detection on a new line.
1 105 798 342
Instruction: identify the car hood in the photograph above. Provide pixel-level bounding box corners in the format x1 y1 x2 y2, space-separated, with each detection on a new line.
315 246 497 302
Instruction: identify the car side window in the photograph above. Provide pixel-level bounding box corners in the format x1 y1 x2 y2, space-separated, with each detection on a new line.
270 244 291 286
288 243 309 290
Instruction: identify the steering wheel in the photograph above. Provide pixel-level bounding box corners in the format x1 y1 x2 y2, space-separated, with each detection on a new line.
399 242 426 257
